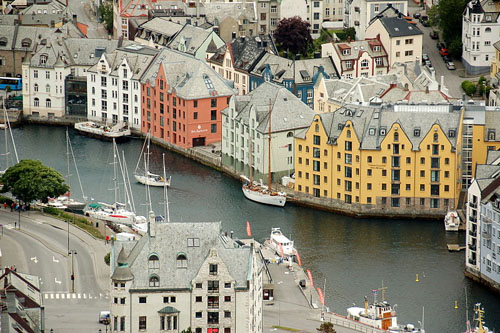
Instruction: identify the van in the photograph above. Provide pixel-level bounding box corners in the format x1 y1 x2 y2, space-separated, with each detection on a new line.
99 311 110 324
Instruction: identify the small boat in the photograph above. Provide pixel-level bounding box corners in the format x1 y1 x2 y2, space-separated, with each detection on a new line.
347 289 424 332
51 195 86 211
134 132 171 187
47 201 68 210
444 210 460 231
85 203 146 225
268 227 295 257
74 121 131 141
465 303 493 333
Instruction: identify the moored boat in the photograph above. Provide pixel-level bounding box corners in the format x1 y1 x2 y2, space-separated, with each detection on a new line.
85 202 146 225
267 227 295 256
74 121 131 141
134 132 171 187
242 178 286 207
444 210 460 231
464 303 493 333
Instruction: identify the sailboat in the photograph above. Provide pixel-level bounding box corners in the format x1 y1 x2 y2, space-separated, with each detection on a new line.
134 132 171 187
48 129 87 211
0 102 19 176
85 139 146 225
241 100 286 207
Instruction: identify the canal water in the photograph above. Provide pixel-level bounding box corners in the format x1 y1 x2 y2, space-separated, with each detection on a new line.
6 125 500 332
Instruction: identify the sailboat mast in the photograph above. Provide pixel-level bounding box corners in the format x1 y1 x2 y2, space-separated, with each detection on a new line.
249 136 253 183
267 99 272 190
162 153 170 222
3 107 8 170
112 139 118 204
68 133 86 201
65 129 71 197
5 109 18 164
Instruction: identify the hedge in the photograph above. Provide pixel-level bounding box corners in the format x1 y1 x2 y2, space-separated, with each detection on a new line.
43 207 104 239
461 80 476 96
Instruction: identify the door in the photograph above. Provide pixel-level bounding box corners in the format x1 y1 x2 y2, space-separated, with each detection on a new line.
193 137 205 147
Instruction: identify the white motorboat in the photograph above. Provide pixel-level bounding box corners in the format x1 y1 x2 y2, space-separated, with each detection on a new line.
347 289 424 332
74 121 131 141
240 101 286 207
242 180 286 207
85 202 146 225
134 132 171 187
51 195 86 211
444 210 460 231
268 227 295 256
47 201 68 210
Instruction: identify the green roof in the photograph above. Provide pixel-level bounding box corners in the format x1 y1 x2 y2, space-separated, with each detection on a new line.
158 306 180 314
88 203 101 208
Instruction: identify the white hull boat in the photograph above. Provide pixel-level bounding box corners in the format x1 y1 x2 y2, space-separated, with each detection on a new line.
85 203 146 226
47 201 68 210
242 184 286 207
444 210 460 232
268 227 295 256
50 195 86 211
134 173 171 187
74 121 131 140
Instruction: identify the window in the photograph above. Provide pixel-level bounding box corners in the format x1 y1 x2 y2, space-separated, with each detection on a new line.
225 311 231 318
208 280 219 293
33 70 38 78
208 296 219 309
345 141 352 151
313 160 320 171
139 316 146 330
149 255 159 269
209 264 218 275
431 170 440 182
139 297 147 303
431 184 440 196
345 166 352 178
361 59 369 68
208 311 219 325
196 296 202 302
430 198 440 208
196 312 202 318
46 99 51 108
211 110 217 121
405 50 413 56
149 275 159 287
188 238 200 247
313 135 321 145
177 254 187 268
431 158 440 168
211 98 217 108
211 124 217 133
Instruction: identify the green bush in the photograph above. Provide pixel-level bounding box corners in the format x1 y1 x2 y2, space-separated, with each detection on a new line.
461 80 476 96
104 252 110 266
0 195 14 205
43 207 104 239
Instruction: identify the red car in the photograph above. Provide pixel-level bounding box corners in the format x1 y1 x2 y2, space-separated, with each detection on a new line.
439 48 449 56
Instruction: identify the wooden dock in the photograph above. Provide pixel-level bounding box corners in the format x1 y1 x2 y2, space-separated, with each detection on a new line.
447 244 466 252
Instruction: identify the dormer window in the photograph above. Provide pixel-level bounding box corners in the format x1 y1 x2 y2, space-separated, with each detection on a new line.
488 130 496 141
342 48 350 56
148 254 159 269
374 45 380 52
149 275 160 287
176 254 187 268
414 128 421 137
40 54 48 65
0 37 7 47
21 38 31 47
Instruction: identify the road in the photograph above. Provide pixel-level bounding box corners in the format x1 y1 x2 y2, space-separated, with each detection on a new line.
0 209 110 332
409 3 469 98
68 0 109 38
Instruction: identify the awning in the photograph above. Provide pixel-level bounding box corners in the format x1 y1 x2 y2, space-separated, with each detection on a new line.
158 306 180 314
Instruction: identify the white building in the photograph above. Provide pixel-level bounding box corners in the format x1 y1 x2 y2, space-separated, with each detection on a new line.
465 150 500 292
344 0 407 40
222 82 315 181
86 44 158 130
22 37 121 118
305 0 344 38
110 216 263 333
462 0 500 75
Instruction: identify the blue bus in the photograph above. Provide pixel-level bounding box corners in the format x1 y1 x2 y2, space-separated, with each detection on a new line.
0 77 22 91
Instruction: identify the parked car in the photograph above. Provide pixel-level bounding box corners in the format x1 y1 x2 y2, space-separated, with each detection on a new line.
437 42 447 50
425 60 432 67
426 64 435 74
413 12 422 19
430 30 439 39
420 15 429 22
422 54 430 62
440 48 449 56
446 62 456 70
442 55 451 63
421 20 430 27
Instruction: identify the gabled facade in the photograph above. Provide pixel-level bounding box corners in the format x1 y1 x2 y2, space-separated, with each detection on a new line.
140 48 235 149
294 103 464 217
86 44 158 129
344 0 407 40
203 2 258 42
109 218 263 333
249 53 339 108
22 37 121 118
322 37 389 79
222 82 315 181
462 0 500 75
208 35 277 95
167 24 225 61
366 16 423 67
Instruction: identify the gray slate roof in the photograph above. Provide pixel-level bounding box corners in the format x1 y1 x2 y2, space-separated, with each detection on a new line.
113 222 253 290
300 104 461 151
141 47 235 99
135 18 184 46
486 150 500 164
227 82 315 133
203 2 256 23
167 24 214 55
376 16 423 37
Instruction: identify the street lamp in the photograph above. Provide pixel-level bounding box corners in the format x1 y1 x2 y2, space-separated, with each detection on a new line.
66 208 76 254
69 249 77 293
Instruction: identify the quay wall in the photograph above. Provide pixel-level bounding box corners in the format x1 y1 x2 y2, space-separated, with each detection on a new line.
22 116 446 219
464 267 500 295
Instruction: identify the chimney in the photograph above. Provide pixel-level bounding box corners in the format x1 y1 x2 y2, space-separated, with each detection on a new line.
389 82 396 89
148 211 156 237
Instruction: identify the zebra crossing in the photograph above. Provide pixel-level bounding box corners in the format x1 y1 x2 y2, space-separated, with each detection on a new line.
43 292 109 301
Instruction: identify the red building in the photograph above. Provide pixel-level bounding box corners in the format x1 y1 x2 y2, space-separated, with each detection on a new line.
141 48 235 149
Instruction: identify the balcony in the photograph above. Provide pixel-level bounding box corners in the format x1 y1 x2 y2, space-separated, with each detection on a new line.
468 243 476 251
482 216 492 224
469 216 477 223
482 231 491 240
469 201 477 209
468 258 477 266
469 230 477 237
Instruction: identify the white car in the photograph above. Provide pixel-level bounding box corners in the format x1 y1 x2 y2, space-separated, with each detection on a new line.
422 54 430 62
426 64 435 74
446 62 456 70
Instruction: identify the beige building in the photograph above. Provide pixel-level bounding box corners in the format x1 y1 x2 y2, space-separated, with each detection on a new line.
366 15 423 67
110 217 263 333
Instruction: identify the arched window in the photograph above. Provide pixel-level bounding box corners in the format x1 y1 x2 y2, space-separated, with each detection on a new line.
40 54 48 65
433 133 438 142
361 59 369 68
176 254 187 268
486 27 492 32
287 131 294 137
347 129 351 138
45 84 50 93
46 99 51 108
394 132 399 142
34 98 39 107
92 87 95 94
34 83 39 92
149 275 160 287
148 254 159 269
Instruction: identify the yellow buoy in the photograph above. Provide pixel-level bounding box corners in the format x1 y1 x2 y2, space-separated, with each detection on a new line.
454 300 459 309
416 274 419 282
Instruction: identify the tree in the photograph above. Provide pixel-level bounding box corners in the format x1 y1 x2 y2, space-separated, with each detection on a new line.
0 160 69 204
181 328 192 333
98 1 113 33
274 16 313 57
317 322 336 333
433 0 468 44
